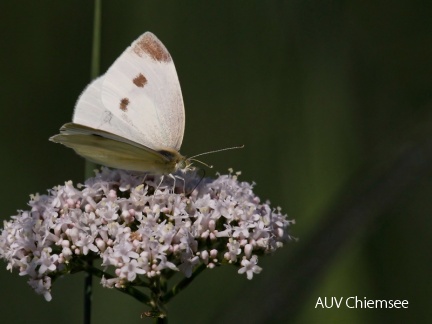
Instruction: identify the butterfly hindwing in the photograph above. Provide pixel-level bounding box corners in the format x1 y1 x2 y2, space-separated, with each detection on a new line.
51 123 179 173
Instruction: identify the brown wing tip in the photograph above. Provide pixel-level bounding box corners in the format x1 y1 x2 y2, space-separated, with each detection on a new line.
132 32 172 62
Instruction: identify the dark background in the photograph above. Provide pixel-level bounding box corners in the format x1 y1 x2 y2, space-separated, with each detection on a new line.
1 1 431 323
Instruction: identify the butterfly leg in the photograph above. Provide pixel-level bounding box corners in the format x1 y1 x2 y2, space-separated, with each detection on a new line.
168 173 177 193
174 174 186 194
152 175 165 199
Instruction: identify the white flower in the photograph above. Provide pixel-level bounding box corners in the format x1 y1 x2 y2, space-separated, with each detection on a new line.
28 276 52 301
238 255 262 280
0 168 293 300
118 259 146 281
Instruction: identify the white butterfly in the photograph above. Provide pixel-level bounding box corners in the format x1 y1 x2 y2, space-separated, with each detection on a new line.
50 32 190 174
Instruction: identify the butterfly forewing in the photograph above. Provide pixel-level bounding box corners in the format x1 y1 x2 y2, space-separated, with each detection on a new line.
99 32 185 151
72 77 137 142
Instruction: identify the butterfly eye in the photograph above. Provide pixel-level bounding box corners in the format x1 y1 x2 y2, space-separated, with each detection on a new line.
176 159 192 172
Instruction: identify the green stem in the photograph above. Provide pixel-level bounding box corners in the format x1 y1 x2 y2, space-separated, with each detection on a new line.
119 284 152 306
90 0 102 81
83 263 152 306
84 2 102 324
155 317 168 324
162 263 207 303
84 0 102 179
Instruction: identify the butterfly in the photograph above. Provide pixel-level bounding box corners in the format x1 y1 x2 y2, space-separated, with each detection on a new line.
50 32 191 174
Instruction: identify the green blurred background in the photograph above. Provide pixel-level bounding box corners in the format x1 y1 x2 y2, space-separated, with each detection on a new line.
1 1 431 323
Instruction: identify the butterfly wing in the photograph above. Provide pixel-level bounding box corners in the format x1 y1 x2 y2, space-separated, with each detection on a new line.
50 123 182 173
72 32 185 152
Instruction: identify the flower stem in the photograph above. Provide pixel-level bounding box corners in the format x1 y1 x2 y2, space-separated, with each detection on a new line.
83 263 153 306
85 0 102 179
90 0 101 81
162 263 207 303
154 317 168 324
84 1 102 324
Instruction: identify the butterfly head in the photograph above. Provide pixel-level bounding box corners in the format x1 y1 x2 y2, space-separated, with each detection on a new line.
176 157 195 173
157 149 195 173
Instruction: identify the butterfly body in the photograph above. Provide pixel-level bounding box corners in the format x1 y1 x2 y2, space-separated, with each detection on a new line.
50 32 187 174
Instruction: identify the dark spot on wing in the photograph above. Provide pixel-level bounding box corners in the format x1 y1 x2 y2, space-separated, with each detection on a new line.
120 98 130 111
133 73 147 87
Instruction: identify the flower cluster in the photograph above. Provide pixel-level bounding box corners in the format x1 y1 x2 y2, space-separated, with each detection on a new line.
0 168 293 301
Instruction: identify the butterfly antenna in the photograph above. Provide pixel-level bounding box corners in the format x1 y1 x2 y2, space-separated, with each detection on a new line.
189 158 213 169
189 145 245 160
